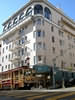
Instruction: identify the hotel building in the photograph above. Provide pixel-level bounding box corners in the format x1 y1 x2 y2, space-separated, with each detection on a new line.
0 0 75 73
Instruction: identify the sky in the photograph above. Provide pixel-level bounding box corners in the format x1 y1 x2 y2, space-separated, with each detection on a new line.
0 0 75 34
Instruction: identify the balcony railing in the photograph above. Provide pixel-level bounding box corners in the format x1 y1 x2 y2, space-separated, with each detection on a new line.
9 40 30 52
9 55 20 62
9 44 22 51
3 15 32 34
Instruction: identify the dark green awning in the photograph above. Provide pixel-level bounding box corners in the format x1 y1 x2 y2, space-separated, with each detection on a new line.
33 64 51 74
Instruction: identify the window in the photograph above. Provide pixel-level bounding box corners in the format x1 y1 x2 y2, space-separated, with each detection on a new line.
22 38 24 44
9 44 11 49
52 47 55 53
22 48 24 55
0 44 1 48
18 50 20 56
59 30 63 37
38 42 42 49
19 40 21 45
51 26 54 32
42 31 45 37
3 48 4 53
42 19 44 25
34 4 43 15
3 25 7 32
6 55 7 59
5 65 7 69
44 56 46 64
8 64 10 70
9 54 10 60
3 40 6 45
43 43 46 49
44 7 51 20
38 56 42 61
13 17 18 24
60 49 63 56
26 7 32 16
33 43 36 50
19 28 24 34
53 58 56 66
37 30 41 37
2 66 3 72
61 61 65 68
69 52 72 57
25 25 28 29
68 43 72 49
6 46 8 50
18 62 20 67
11 64 13 69
19 12 24 20
2 57 4 62
68 35 72 40
8 22 11 28
21 61 24 66
12 53 13 58
25 36 27 41
59 40 64 46
33 31 36 38
34 56 36 64
74 38 75 43
36 18 41 25
25 47 27 52
52 36 55 43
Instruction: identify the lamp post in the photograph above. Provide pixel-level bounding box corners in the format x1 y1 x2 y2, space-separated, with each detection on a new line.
62 65 65 88
52 64 56 88
52 58 56 89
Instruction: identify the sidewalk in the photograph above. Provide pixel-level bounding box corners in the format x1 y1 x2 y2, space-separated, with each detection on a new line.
29 87 75 92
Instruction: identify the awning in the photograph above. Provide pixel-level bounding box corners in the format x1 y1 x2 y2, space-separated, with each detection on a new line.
33 64 51 74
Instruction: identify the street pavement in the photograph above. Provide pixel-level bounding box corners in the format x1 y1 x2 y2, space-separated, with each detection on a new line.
0 87 75 100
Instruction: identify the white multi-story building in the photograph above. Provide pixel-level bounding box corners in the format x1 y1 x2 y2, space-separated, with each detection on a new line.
0 0 75 72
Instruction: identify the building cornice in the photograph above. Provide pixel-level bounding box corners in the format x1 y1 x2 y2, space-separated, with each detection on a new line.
2 0 75 27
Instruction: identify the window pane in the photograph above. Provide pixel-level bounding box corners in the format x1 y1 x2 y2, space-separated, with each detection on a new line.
44 7 51 20
34 5 43 15
37 30 41 37
26 7 32 16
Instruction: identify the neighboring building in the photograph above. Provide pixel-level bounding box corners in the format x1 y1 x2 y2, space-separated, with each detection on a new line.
0 39 2 72
0 0 75 72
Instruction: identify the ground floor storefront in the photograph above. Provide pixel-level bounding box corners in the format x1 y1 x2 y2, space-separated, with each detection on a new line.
0 65 75 90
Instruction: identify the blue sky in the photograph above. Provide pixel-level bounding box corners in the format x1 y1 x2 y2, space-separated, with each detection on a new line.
0 0 75 34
